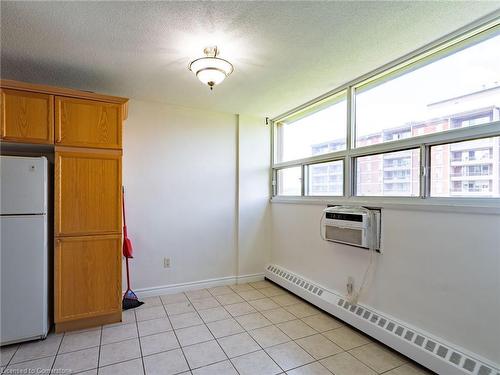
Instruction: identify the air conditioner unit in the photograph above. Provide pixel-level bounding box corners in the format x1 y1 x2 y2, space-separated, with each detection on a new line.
323 206 381 251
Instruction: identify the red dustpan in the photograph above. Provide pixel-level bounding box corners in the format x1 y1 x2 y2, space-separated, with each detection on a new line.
122 187 143 310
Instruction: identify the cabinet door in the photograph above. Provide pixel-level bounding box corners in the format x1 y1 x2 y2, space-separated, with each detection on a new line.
55 235 121 322
0 89 54 144
55 149 121 236
55 96 122 149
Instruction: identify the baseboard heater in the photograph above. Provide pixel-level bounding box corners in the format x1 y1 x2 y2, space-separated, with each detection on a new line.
265 264 499 375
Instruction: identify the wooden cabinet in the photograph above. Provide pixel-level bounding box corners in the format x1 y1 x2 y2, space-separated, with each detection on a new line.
55 149 122 236
1 79 128 333
55 235 121 323
55 97 122 149
0 89 54 144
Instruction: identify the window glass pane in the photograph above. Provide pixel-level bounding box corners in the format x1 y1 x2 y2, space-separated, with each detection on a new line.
276 92 347 163
277 167 301 196
430 136 500 197
356 149 420 196
307 160 343 196
355 34 500 147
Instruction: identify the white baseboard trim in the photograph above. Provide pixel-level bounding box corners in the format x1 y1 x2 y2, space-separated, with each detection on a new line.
127 273 265 298
265 264 499 375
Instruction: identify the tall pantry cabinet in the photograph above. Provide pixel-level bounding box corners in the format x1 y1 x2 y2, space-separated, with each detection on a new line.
0 80 128 332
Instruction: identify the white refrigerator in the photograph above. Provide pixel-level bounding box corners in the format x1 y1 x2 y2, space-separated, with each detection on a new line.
1 155 49 345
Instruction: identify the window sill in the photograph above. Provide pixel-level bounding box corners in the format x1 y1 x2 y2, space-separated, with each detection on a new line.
270 196 500 214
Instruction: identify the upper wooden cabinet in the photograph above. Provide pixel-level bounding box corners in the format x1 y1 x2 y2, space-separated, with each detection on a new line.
0 89 54 144
55 148 122 236
55 97 122 149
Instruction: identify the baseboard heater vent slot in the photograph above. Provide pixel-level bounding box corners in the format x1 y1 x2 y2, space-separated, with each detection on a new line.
266 264 499 375
267 265 324 297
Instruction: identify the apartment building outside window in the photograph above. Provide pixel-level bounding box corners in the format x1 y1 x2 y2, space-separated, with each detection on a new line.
272 19 500 202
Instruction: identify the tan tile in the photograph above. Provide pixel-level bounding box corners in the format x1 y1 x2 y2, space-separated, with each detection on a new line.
287 361 332 375
160 292 188 304
186 289 212 300
135 306 167 322
384 363 434 375
295 334 343 360
176 324 214 346
140 331 179 356
192 359 238 375
198 306 231 323
216 293 245 305
249 298 280 312
59 329 101 353
272 294 302 307
99 358 144 375
102 322 137 344
137 317 172 337
140 296 163 308
225 302 257 317
261 308 297 324
302 313 343 332
218 332 260 358
0 344 19 366
323 326 371 350
6 356 55 373
11 333 62 363
192 297 221 310
285 303 321 318
99 338 141 367
165 301 195 315
238 290 266 301
265 341 314 371
249 280 274 289
235 312 273 330
349 342 406 373
321 352 376 375
260 286 288 297
230 284 255 293
54 347 99 373
248 325 290 348
207 318 244 338
208 285 234 296
183 340 227 369
170 311 203 329
230 350 282 375
277 319 317 339
143 348 189 375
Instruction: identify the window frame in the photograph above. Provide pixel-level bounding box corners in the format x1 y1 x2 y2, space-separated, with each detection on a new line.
271 15 500 207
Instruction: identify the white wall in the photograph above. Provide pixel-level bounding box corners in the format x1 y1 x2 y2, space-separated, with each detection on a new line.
237 115 271 276
271 203 500 364
122 100 270 293
123 99 238 290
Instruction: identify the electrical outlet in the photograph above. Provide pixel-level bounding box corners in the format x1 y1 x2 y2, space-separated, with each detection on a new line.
163 257 171 268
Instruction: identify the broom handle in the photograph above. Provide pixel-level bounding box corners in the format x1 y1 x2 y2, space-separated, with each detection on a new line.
122 186 127 227
126 256 132 290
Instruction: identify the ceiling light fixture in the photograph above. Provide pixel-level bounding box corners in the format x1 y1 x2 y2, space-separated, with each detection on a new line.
189 46 234 90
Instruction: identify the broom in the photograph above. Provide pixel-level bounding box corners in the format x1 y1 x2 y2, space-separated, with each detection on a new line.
122 187 144 310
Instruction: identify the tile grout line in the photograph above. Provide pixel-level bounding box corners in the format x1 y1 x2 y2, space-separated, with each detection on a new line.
50 330 65 373
132 309 147 375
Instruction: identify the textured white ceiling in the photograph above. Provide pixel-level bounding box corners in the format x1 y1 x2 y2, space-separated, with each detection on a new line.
1 2 499 117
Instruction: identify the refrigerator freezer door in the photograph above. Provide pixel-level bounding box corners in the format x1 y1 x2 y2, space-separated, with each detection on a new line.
0 215 49 345
0 156 48 215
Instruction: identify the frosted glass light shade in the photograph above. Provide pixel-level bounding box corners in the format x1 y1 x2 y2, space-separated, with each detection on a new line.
189 56 234 88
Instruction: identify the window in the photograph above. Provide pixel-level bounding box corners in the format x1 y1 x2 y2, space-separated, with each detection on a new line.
430 136 500 198
307 160 343 196
275 91 347 163
272 20 500 203
355 149 420 197
277 167 301 196
355 34 500 147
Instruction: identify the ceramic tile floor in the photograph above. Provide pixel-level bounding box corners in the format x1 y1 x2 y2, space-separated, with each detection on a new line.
0 280 434 375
